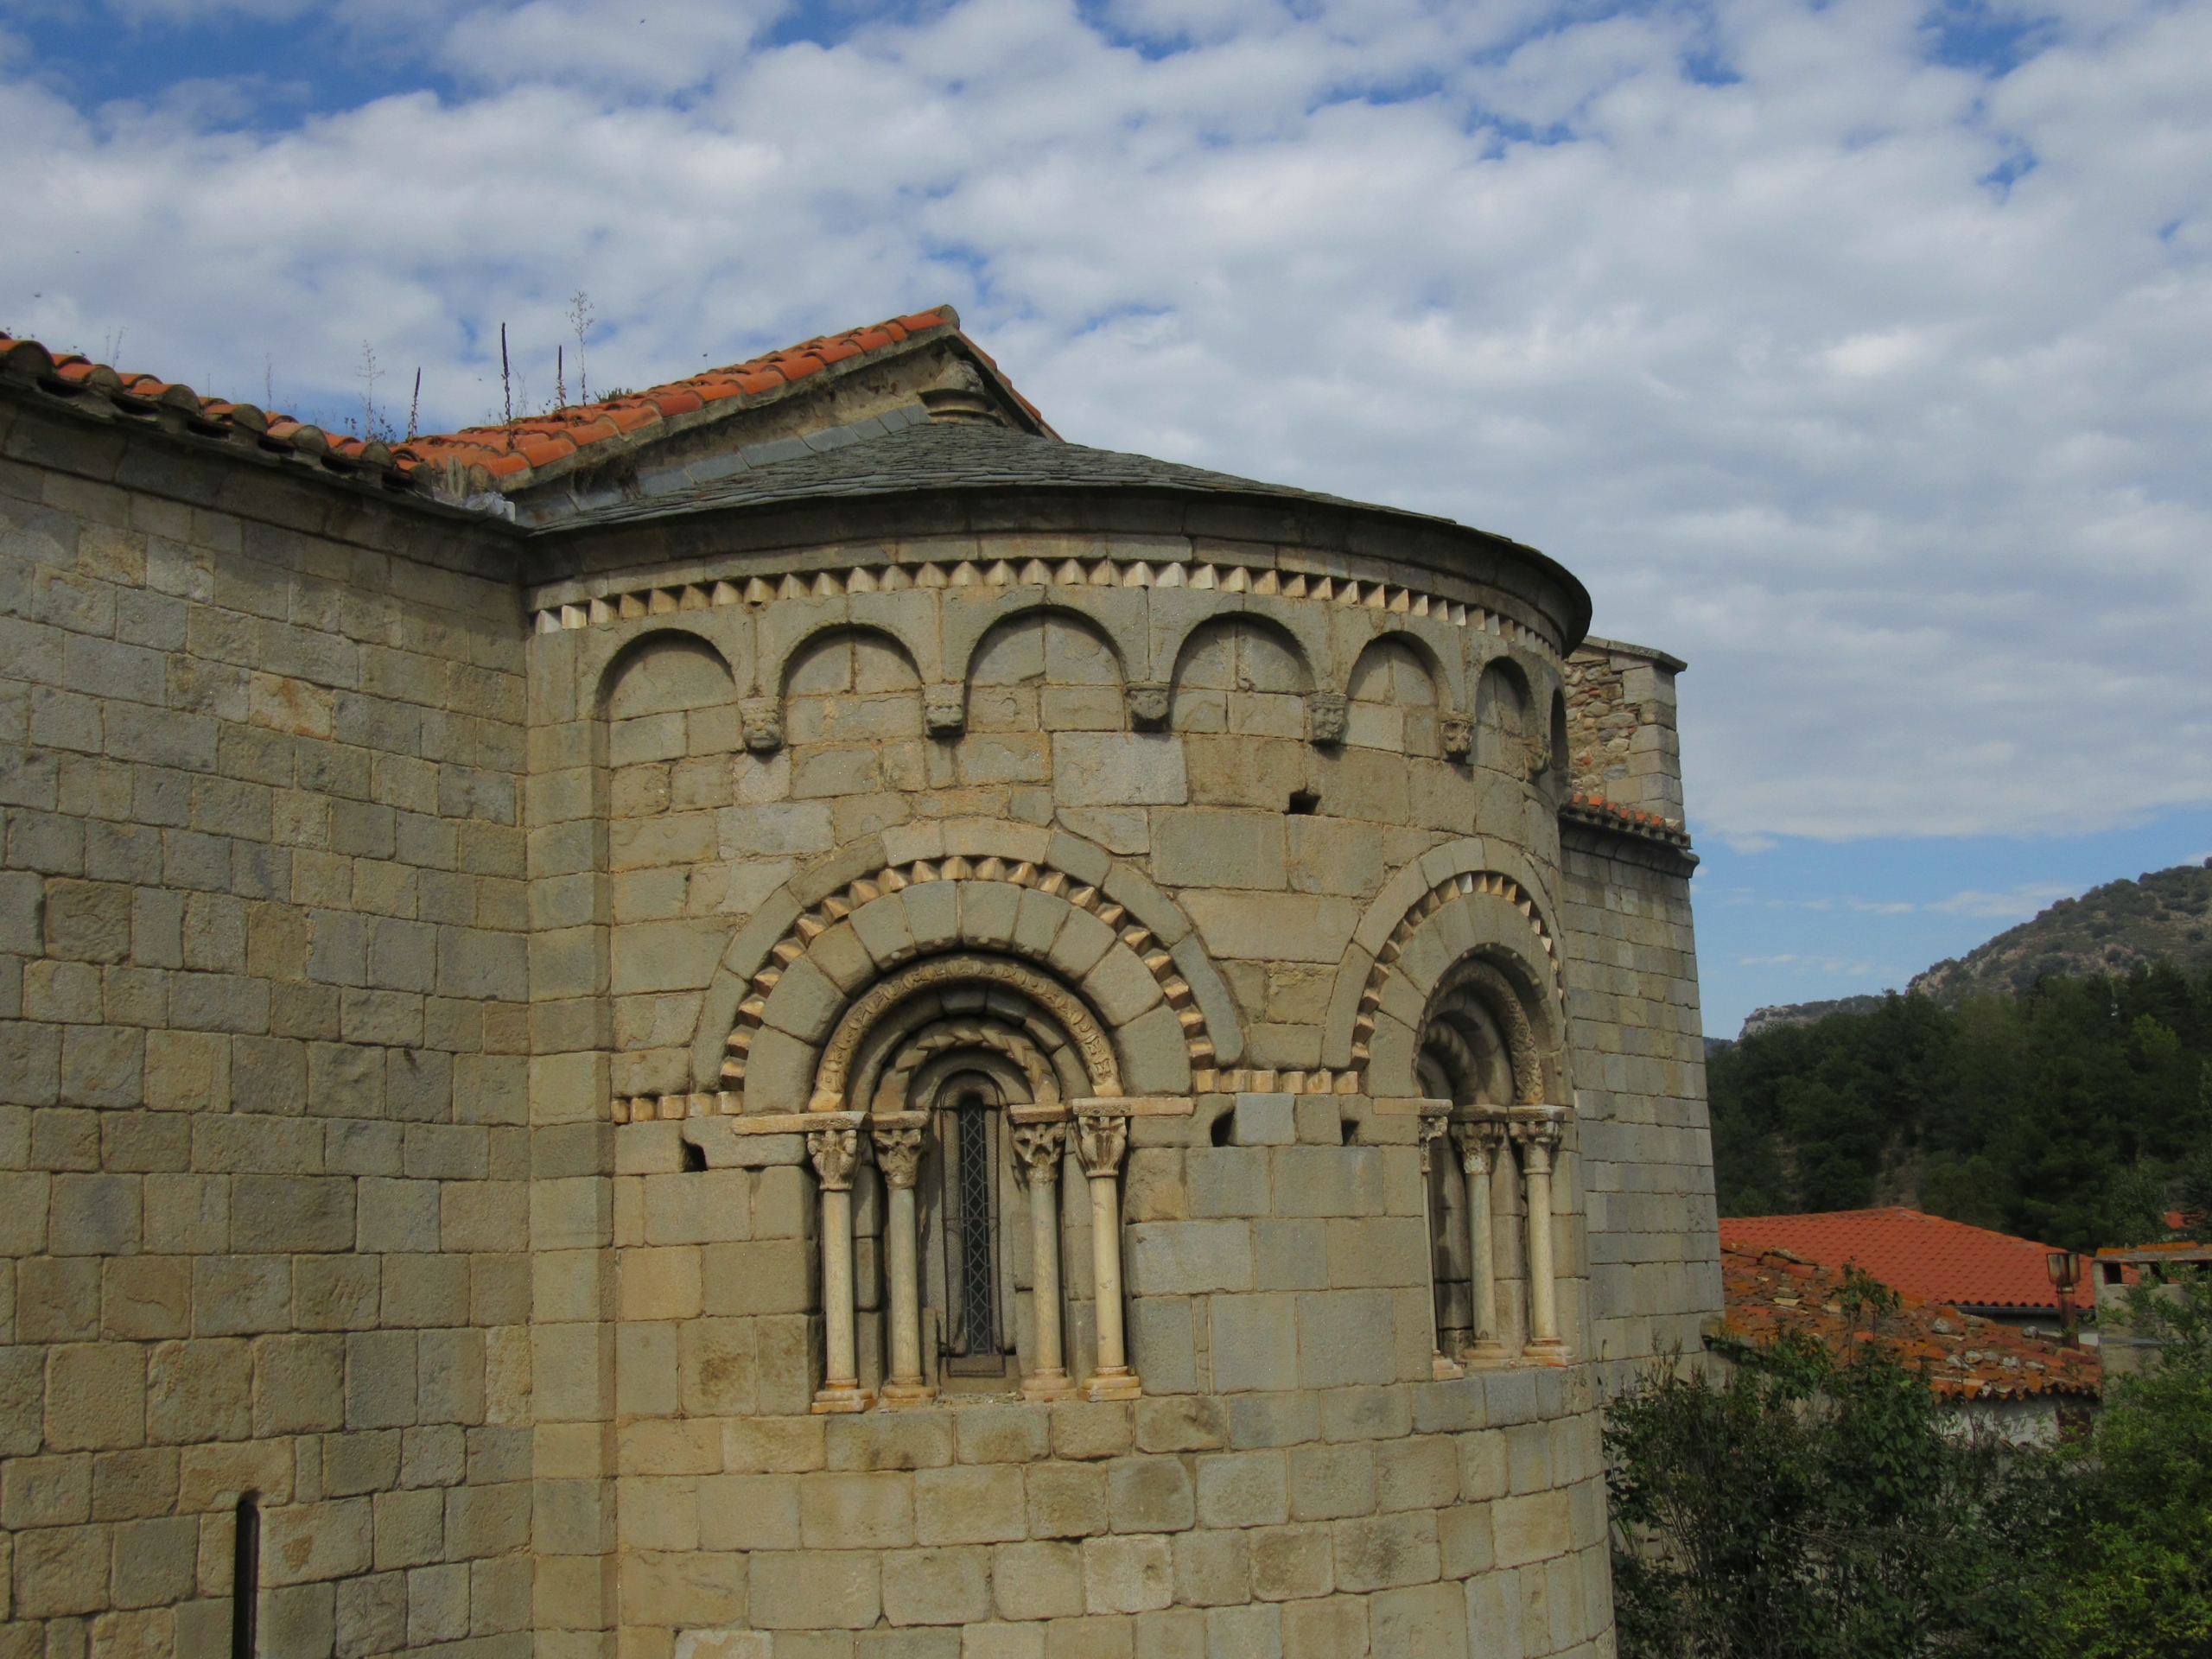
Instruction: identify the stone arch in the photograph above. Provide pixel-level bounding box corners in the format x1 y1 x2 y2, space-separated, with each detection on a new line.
600 628 736 718
1420 958 1546 1106
779 625 925 748
942 589 1151 695
755 601 942 697
967 607 1127 734
1320 838 1567 1084
657 823 1245 1120
1169 613 1313 739
810 954 1121 1112
1475 656 1543 778
1345 633 1443 756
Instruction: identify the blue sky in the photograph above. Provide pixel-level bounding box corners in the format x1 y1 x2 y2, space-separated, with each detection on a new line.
3 0 2209 1039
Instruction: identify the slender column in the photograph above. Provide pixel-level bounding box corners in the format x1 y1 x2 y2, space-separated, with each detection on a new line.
1452 1116 1510 1361
1512 1111 1569 1362
807 1114 869 1413
1009 1106 1074 1401
1418 1103 1463 1380
1073 1103 1141 1401
870 1113 932 1405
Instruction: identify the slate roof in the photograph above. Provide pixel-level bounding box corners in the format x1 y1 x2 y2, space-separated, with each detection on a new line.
552 413 1414 529
1720 1241 2101 1401
1722 1208 2081 1313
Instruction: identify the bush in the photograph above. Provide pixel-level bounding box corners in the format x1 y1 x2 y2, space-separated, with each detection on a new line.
1606 1332 2058 1659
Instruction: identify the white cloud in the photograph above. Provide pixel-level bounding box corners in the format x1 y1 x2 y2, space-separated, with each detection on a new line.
2 0 2209 843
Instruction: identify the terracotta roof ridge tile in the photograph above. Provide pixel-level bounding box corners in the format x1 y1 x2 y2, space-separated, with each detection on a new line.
2 303 1039 505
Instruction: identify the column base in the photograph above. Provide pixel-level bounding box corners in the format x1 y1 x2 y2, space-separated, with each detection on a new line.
1521 1338 1571 1367
1079 1368 1142 1402
810 1383 873 1414
1459 1340 1514 1370
1021 1370 1079 1402
876 1380 939 1407
1431 1353 1467 1381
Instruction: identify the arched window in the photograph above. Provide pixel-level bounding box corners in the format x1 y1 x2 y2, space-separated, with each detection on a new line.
1415 954 1572 1368
802 952 1141 1409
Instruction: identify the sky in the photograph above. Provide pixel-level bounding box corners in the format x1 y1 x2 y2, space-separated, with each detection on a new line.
3 0 2208 1037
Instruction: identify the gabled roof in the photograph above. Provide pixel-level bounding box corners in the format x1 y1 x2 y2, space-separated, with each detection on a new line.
397 304 1052 493
1721 1241 2101 1400
0 303 1049 501
1721 1208 2079 1313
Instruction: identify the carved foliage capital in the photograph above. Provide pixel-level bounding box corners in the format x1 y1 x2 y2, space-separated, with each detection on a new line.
806 1113 866 1191
870 1112 929 1189
1011 1120 1069 1186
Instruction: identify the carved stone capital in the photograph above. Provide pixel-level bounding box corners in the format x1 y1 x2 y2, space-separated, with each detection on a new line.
1509 1109 1567 1167
740 696 783 754
1451 1116 1510 1176
869 1112 929 1189
1306 690 1348 746
1072 1103 1132 1178
923 683 966 738
806 1112 867 1191
1416 1101 1452 1174
1010 1120 1068 1186
1126 682 1172 731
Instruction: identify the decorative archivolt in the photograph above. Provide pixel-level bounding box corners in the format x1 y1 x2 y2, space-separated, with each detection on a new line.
715 856 1187 1102
1345 868 1564 1073
1422 961 1545 1106
870 1017 1062 1115
810 954 1121 1111
532 555 1560 661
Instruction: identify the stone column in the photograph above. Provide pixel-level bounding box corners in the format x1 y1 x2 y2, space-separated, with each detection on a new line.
1512 1111 1569 1362
1418 1102 1464 1380
870 1112 932 1405
1452 1116 1510 1362
1073 1102 1141 1401
807 1113 870 1413
1009 1105 1075 1401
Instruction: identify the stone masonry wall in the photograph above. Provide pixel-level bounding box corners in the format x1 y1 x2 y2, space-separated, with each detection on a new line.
1557 832 1718 1397
1563 639 1683 821
0 400 536 1658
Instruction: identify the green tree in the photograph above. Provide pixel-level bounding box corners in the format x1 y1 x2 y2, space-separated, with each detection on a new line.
1607 1336 2055 1659
2044 1270 2212 1658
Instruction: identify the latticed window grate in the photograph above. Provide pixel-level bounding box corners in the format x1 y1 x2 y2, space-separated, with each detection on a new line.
941 1099 1001 1368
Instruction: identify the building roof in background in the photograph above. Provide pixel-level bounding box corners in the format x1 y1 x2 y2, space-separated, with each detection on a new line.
1721 1241 2101 1401
1722 1207 2077 1313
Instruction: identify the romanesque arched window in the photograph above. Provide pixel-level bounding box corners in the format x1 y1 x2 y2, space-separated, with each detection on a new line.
801 954 1141 1410
1415 955 1572 1367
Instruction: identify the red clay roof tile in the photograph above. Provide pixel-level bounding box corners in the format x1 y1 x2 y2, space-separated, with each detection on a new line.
1723 1208 2079 1312
2 302 1040 499
1720 1239 2100 1400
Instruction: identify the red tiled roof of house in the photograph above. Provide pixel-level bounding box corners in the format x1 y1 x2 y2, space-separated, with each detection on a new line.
396 305 1050 483
1721 1240 2101 1400
1722 1207 2080 1312
0 304 1048 497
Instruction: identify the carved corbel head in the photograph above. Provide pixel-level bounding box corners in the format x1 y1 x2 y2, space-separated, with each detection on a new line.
1440 713 1473 762
740 696 784 754
923 683 967 738
1126 682 1172 732
1306 690 1348 747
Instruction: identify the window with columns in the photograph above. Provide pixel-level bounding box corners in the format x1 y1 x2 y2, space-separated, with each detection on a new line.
1414 955 1573 1370
799 955 1141 1410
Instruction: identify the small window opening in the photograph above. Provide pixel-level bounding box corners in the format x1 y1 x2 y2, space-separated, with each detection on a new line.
940 1096 1003 1373
232 1492 260 1659
681 1139 708 1173
1340 1116 1360 1146
1287 790 1320 815
1210 1106 1236 1147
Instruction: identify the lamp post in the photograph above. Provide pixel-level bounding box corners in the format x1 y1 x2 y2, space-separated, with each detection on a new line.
2046 1249 2080 1347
